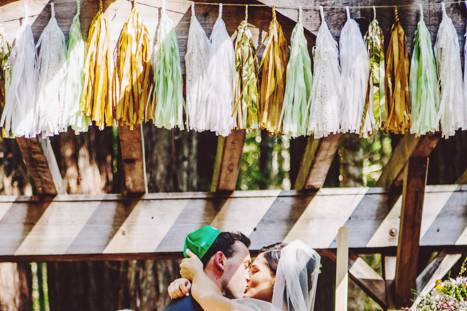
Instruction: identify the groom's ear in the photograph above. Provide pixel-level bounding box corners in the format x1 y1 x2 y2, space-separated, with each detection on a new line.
213 251 226 272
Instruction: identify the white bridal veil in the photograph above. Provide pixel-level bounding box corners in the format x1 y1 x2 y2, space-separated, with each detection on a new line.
234 240 321 311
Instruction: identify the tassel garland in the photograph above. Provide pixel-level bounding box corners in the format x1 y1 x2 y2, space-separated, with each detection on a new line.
308 7 341 138
435 3 464 138
151 1 185 129
185 3 210 132
114 5 152 129
62 0 89 133
204 4 235 136
232 7 260 130
281 7 312 137
363 9 386 136
80 0 114 129
409 5 440 136
259 7 287 135
384 8 410 134
35 3 66 137
1 3 38 137
339 7 370 134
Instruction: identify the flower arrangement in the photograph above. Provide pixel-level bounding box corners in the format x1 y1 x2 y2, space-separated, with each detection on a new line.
413 258 467 311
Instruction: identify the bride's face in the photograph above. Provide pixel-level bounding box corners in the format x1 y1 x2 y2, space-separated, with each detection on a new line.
243 253 275 302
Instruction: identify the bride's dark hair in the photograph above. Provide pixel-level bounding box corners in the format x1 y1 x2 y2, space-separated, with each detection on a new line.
260 242 319 311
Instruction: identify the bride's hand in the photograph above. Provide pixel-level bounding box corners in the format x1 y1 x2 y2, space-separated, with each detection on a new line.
180 250 204 281
168 278 191 299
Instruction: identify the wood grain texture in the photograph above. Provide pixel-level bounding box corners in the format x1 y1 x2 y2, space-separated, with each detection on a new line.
16 137 63 195
119 125 147 194
211 130 246 192
294 134 341 190
377 134 439 189
394 157 428 307
0 186 464 261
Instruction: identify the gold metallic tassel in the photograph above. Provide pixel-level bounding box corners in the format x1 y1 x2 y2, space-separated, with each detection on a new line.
384 8 410 134
114 4 151 129
80 0 114 129
259 7 288 135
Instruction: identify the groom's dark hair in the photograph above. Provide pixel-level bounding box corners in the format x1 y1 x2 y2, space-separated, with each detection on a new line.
201 231 250 267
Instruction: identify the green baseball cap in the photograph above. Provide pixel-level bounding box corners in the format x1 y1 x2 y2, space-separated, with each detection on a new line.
183 225 221 259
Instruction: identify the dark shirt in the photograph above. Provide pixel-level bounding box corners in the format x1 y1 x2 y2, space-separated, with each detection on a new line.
163 296 203 311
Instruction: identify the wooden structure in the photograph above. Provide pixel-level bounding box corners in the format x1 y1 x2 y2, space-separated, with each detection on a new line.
1 0 466 310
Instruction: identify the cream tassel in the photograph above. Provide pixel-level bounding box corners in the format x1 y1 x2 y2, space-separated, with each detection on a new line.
1 1 38 137
35 3 66 137
205 4 235 136
435 3 464 138
339 6 370 134
309 6 341 138
185 3 210 132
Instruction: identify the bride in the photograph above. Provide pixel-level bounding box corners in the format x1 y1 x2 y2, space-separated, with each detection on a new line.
172 240 320 311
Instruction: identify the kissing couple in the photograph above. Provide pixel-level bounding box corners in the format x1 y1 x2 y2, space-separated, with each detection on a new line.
164 226 320 311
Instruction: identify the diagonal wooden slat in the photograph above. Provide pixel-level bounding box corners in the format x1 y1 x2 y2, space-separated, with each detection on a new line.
456 169 467 184
16 137 63 195
0 186 464 262
414 251 461 301
324 250 387 309
211 130 246 192
294 134 341 190
377 134 439 189
394 156 429 307
119 125 147 194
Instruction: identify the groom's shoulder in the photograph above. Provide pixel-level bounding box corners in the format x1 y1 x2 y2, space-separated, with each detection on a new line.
163 296 202 311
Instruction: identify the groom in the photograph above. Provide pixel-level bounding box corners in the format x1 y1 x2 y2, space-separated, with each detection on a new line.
163 226 251 311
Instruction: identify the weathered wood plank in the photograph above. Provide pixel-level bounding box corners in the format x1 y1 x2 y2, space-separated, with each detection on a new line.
211 130 246 192
324 250 387 309
335 226 349 311
377 134 439 189
118 125 147 194
414 252 461 301
16 137 63 195
294 134 341 190
394 157 429 307
0 186 465 261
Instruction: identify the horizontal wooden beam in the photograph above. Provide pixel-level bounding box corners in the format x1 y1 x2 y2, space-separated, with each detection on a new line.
211 130 245 192
294 134 341 190
16 137 63 195
0 186 465 261
119 125 147 194
377 134 439 189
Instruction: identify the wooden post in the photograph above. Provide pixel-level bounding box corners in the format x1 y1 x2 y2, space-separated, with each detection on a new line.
211 130 245 192
16 137 63 195
119 125 147 194
335 226 348 311
394 156 428 307
294 134 341 191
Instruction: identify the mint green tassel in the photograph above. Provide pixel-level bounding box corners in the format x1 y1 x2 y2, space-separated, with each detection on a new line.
281 8 312 137
409 7 440 136
151 3 185 129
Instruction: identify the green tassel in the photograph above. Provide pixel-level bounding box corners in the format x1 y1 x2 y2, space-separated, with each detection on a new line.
409 11 440 136
281 9 312 137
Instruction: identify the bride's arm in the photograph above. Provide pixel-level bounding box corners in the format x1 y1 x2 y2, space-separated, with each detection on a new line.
180 251 250 311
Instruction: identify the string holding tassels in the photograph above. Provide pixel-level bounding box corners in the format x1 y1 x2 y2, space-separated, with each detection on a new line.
245 4 248 23
373 5 376 19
